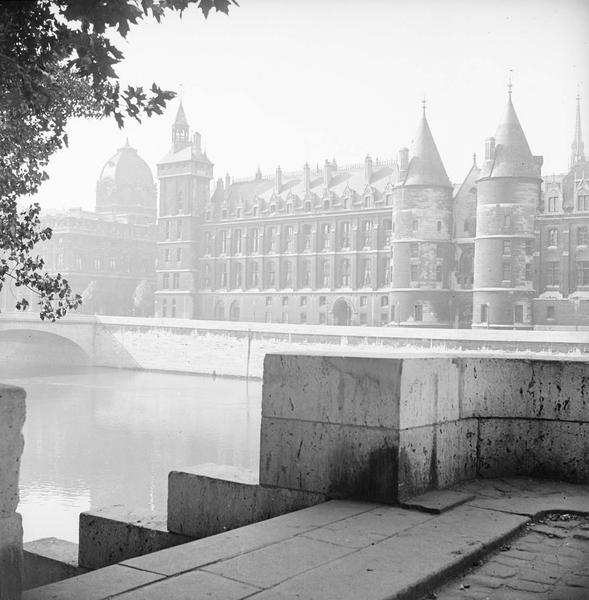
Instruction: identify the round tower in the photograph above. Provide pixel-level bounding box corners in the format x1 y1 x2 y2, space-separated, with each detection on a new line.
472 89 541 329
390 103 454 327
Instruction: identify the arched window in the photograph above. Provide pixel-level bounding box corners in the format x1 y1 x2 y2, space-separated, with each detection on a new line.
229 301 240 321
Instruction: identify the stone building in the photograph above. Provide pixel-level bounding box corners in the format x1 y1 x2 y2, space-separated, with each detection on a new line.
155 93 587 329
1 142 158 317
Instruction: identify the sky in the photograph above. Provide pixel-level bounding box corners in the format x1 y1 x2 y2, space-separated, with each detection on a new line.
33 0 589 212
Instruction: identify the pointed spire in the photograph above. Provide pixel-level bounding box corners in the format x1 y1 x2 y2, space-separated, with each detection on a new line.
403 103 451 187
174 100 189 127
481 89 539 179
571 94 585 168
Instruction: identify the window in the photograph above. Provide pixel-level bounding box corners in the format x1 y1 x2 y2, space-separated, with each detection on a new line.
163 273 170 289
172 273 180 289
436 265 442 282
385 194 392 206
391 305 396 322
283 261 293 287
360 296 368 307
222 209 227 219
234 264 242 288
319 313 326 324
548 228 558 246
302 260 311 287
285 225 294 251
514 305 524 323
75 256 82 270
412 219 419 232
304 201 311 212
176 248 182 262
319 296 327 306
269 204 276 213
361 220 372 247
577 261 589 286
463 219 469 233
359 313 367 324
503 214 511 230
251 228 259 253
176 220 183 240
219 265 227 288
300 296 307 306
340 259 351 287
436 221 441 232
205 232 213 254
236 207 242 218
547 196 558 212
383 219 392 247
219 230 228 254
321 260 330 287
300 312 307 323
234 230 242 254
286 203 293 213
410 264 418 281
268 227 277 252
436 244 443 258
383 257 391 285
414 304 423 321
267 262 276 287
480 304 488 323
165 221 171 240
525 240 533 255
547 305 555 320
323 199 330 210
303 224 312 250
410 243 419 258
546 262 560 286
364 195 371 208
265 296 272 306
203 264 211 288
322 223 330 249
381 313 389 324
253 207 258 217
578 195 589 211
503 240 511 255
502 262 511 281
94 258 101 271
282 296 289 306
162 299 167 318
281 312 288 323
251 262 260 287
525 263 532 280
578 227 588 246
362 258 371 286
341 222 351 248
381 296 389 307
164 248 171 263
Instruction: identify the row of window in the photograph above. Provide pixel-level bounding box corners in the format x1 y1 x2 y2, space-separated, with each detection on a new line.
547 227 589 247
260 295 390 308
55 254 151 273
545 194 589 213
544 261 589 286
480 304 525 323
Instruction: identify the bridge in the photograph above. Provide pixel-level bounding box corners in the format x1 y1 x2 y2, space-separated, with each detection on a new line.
0 311 587 376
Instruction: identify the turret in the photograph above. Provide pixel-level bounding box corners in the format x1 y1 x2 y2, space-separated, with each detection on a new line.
172 101 190 152
472 86 541 329
571 94 585 168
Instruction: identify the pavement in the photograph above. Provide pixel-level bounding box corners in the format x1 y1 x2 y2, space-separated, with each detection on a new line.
23 477 589 600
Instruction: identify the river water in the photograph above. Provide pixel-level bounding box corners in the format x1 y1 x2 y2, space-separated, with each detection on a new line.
2 365 261 543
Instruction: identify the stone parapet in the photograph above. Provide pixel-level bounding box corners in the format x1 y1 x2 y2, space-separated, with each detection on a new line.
0 383 26 600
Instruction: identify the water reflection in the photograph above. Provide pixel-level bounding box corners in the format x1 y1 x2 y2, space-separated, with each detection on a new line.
3 365 261 543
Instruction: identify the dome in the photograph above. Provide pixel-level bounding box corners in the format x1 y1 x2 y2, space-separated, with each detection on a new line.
96 140 156 221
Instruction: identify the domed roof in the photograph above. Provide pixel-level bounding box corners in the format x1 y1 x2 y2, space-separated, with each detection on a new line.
99 139 154 189
96 140 156 221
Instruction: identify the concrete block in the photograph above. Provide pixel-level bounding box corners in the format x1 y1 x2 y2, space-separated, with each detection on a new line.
23 538 88 590
262 355 402 427
22 564 163 600
78 506 192 570
477 418 589 482
399 359 460 428
398 419 478 500
460 358 589 422
0 384 26 517
167 463 325 538
0 514 22 600
260 418 399 502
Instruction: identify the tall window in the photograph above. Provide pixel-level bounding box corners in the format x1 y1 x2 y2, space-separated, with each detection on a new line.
176 248 182 262
321 223 330 249
219 230 228 254
436 265 442 282
283 261 293 288
205 232 213 254
546 262 560 286
578 227 588 246
383 219 392 247
480 304 488 323
514 305 524 323
548 228 558 246
503 214 511 230
361 220 372 247
577 261 589 286
412 219 418 232
503 240 511 255
203 264 211 288
410 242 418 258
385 194 392 206
234 263 242 288
302 260 312 287
176 220 183 240
268 227 277 252
250 228 259 253
340 222 351 248
547 196 558 212
234 229 242 254
162 273 169 289
321 260 330 287
410 264 418 281
162 299 167 318
414 304 423 321
172 273 180 289
284 225 294 251
219 264 227 288
165 221 171 240
267 262 276 287
362 258 371 286
340 259 351 287
578 195 589 211
383 257 391 285
303 224 312 250
251 262 259 287
502 262 511 281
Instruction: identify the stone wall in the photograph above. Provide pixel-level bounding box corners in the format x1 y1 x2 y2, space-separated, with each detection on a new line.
260 352 589 503
0 384 26 599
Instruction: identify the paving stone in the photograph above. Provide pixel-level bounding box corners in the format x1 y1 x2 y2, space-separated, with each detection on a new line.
547 585 589 600
563 573 589 588
573 531 589 542
551 519 580 529
401 490 475 514
479 563 518 579
463 573 504 589
114 570 259 600
22 565 163 600
506 578 551 593
530 524 568 539
518 566 561 585
203 536 354 588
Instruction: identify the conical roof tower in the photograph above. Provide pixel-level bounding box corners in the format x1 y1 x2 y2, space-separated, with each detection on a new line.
571 94 585 168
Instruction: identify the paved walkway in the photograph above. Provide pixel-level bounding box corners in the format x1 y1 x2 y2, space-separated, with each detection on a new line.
24 478 589 600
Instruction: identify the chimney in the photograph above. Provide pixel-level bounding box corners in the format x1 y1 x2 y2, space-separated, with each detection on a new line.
484 137 496 161
216 178 224 193
323 159 332 187
275 166 282 194
303 162 311 192
364 155 373 182
398 147 409 181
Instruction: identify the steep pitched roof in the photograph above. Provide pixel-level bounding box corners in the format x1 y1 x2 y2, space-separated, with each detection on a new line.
403 111 451 188
174 101 189 127
571 94 585 167
481 94 539 179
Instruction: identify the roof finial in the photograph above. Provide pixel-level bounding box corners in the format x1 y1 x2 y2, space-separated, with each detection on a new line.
473 152 477 166
125 136 130 147
422 95 427 115
507 69 513 98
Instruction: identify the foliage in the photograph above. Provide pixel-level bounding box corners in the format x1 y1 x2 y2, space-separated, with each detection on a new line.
0 0 236 320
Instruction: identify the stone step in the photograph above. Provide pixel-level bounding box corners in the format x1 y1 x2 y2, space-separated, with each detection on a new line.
78 505 192 570
167 463 326 538
400 489 475 514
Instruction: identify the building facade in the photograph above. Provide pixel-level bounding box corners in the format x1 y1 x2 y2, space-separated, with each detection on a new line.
155 94 588 329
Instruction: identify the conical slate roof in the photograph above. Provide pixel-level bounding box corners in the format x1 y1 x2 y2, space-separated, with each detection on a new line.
403 110 451 188
571 95 585 167
481 94 539 179
174 101 189 127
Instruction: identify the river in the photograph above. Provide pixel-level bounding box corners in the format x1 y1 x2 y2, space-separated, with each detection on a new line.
2 365 261 543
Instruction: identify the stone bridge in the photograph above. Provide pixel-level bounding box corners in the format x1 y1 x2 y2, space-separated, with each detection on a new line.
0 311 587 376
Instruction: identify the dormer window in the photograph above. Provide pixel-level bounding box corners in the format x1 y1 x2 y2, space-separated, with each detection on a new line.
270 204 276 213
304 201 311 212
287 203 293 213
385 194 392 206
364 196 371 208
323 199 330 210
236 207 242 218
547 196 558 212
253 207 258 217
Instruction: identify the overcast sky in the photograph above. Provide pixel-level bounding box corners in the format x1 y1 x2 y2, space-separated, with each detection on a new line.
33 0 589 212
